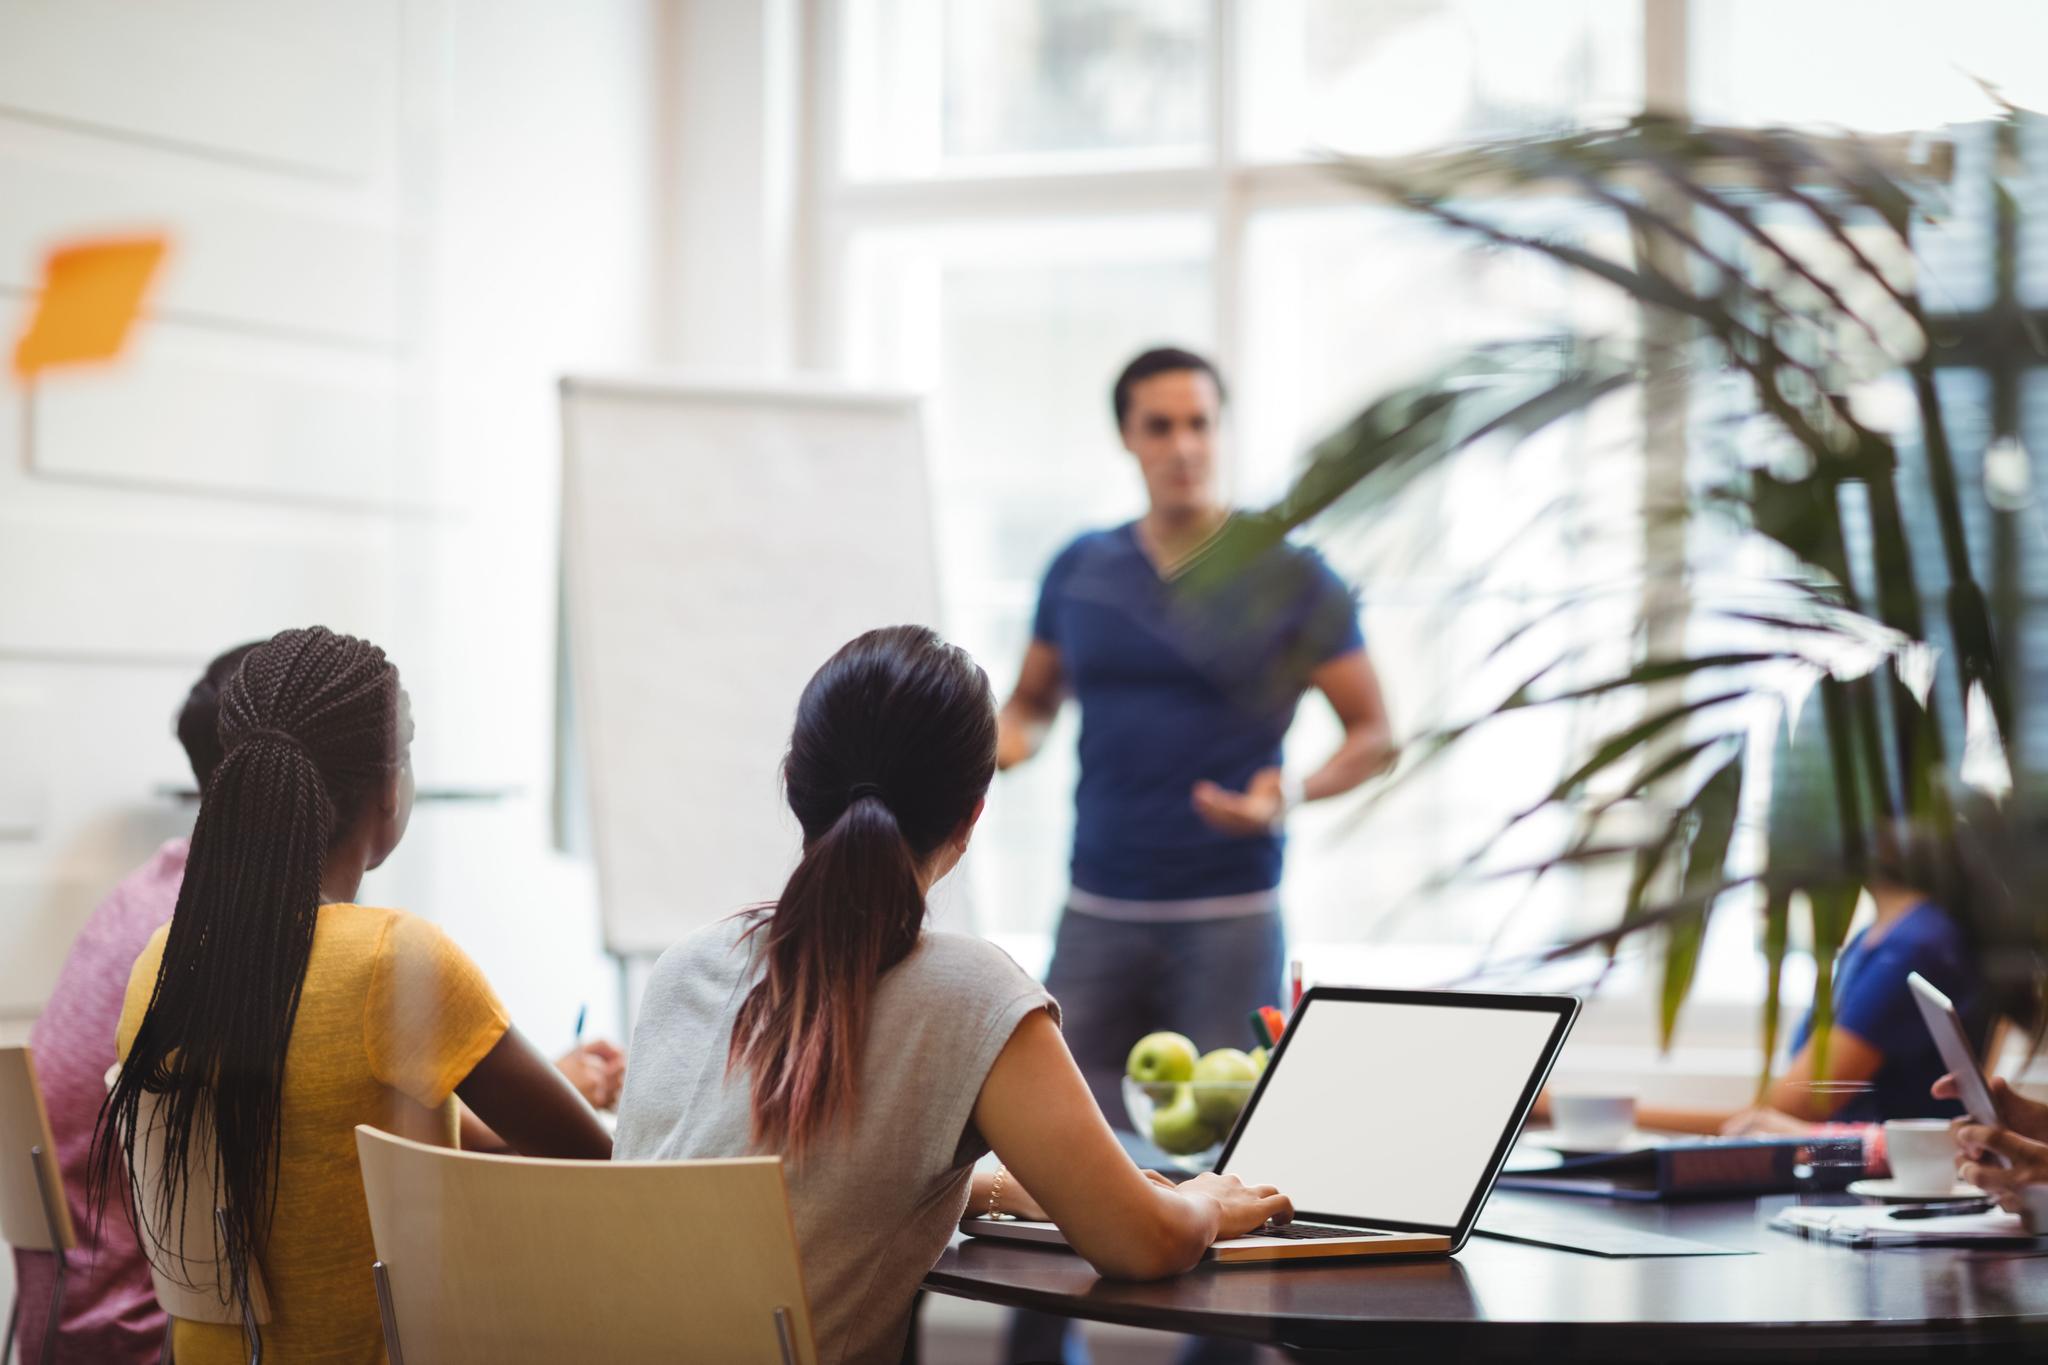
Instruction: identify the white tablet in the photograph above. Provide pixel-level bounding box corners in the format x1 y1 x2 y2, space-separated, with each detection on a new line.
1906 971 2008 1167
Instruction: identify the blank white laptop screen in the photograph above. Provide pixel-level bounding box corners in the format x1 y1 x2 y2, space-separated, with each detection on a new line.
1219 998 1560 1229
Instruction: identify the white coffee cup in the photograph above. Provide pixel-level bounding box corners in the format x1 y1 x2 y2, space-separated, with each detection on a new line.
2019 1184 2048 1234
1550 1093 1636 1149
1884 1118 1961 1195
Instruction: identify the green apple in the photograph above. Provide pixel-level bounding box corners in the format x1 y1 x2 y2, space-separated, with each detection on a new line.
1126 1031 1198 1085
1149 1084 1217 1156
1192 1048 1260 1125
1249 1046 1269 1075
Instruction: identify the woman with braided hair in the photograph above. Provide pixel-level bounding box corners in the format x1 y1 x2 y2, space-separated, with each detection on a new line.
91 626 610 1364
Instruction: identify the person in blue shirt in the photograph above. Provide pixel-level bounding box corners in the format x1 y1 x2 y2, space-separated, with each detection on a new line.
997 347 1395 1365
1780 883 1985 1124
1636 826 2026 1137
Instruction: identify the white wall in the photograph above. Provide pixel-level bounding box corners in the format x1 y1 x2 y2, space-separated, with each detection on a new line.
1 0 420 1015
654 0 802 371
0 0 658 1048
400 0 658 1051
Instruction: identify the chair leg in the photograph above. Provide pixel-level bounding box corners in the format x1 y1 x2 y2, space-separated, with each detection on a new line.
1 1256 65 1365
372 1262 404 1365
159 1316 174 1365
36 1256 62 1365
901 1290 924 1365
773 1305 798 1365
28 1148 65 1365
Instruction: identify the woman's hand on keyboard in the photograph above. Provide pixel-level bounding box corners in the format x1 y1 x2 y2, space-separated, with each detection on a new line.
1181 1172 1294 1240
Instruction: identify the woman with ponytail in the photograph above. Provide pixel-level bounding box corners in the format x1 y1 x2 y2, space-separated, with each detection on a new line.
615 626 1293 1365
91 626 610 1364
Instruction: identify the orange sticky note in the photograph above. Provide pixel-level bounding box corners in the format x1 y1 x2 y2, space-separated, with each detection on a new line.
11 233 169 380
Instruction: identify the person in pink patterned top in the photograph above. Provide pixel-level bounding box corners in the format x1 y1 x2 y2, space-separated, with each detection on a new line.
14 646 628 1361
11 642 258 1363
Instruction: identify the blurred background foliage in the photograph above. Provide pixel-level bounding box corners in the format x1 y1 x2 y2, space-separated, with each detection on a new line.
1190 109 2048 1086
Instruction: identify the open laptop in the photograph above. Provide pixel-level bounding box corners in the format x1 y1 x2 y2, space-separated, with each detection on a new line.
963 985 1578 1262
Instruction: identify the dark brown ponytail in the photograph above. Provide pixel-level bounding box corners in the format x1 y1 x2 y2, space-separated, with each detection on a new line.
728 625 996 1159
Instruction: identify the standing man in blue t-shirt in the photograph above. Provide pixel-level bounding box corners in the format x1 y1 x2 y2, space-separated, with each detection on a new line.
999 347 1395 1365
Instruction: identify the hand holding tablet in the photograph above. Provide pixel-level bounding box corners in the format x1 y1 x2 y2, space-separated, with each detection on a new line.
1907 972 2007 1168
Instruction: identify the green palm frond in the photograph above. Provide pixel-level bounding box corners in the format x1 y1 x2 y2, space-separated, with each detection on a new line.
1189 108 2045 1072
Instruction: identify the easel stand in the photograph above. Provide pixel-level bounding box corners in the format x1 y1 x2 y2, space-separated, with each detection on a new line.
611 949 663 1042
3 1145 68 1365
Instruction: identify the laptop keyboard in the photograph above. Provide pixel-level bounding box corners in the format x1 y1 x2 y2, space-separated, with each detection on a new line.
1249 1221 1384 1241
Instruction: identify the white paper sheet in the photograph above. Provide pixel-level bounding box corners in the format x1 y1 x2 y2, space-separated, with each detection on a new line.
1771 1203 2034 1246
560 375 946 956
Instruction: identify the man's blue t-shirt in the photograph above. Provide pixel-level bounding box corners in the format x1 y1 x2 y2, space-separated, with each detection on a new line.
1032 522 1365 902
1789 903 1988 1122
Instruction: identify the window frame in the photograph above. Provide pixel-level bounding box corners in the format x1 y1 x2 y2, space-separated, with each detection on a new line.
801 0 1685 417
793 0 1784 1054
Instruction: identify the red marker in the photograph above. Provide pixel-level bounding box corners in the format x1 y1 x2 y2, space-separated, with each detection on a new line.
1259 1005 1288 1045
1289 960 1303 1010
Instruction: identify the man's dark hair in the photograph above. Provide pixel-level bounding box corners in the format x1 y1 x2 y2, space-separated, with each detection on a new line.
174 642 263 786
1112 346 1227 430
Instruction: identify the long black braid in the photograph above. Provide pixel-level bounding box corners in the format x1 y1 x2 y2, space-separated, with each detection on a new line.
90 626 402 1303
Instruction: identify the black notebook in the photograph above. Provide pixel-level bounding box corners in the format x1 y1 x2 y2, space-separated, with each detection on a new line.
1497 1133 1866 1201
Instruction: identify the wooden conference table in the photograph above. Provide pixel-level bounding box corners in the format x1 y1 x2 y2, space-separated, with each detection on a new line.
922 1189 2048 1361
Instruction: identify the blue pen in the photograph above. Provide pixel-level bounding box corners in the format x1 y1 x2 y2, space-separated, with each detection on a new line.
574 1003 587 1047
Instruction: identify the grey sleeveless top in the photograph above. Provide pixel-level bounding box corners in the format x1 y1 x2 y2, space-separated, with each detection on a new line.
614 916 1057 1365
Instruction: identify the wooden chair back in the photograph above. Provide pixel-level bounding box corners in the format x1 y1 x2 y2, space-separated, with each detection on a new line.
354 1125 818 1364
0 1047 73 1253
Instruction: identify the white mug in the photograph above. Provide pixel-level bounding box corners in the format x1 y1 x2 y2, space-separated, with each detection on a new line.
1551 1093 1636 1149
1883 1118 1961 1195
2019 1184 2048 1234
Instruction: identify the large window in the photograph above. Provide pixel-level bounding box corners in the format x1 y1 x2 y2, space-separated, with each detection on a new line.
1240 0 1641 159
812 1 2048 1020
842 217 1213 924
843 0 1212 176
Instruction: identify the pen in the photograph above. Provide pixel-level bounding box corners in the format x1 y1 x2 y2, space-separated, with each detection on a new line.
574 1003 587 1048
1289 960 1303 1010
1887 1200 1993 1219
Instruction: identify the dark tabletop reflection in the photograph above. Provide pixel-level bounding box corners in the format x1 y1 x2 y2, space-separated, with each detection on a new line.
930 1192 2048 1356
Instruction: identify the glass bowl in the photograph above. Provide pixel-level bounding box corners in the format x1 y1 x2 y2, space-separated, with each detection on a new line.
1121 1075 1257 1172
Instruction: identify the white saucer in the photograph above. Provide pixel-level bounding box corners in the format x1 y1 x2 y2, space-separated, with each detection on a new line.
1846 1177 1986 1203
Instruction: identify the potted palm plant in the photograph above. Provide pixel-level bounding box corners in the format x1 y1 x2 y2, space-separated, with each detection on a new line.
1188 108 2047 1089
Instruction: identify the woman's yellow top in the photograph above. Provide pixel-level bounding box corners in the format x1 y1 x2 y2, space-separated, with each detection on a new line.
117 903 509 1365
